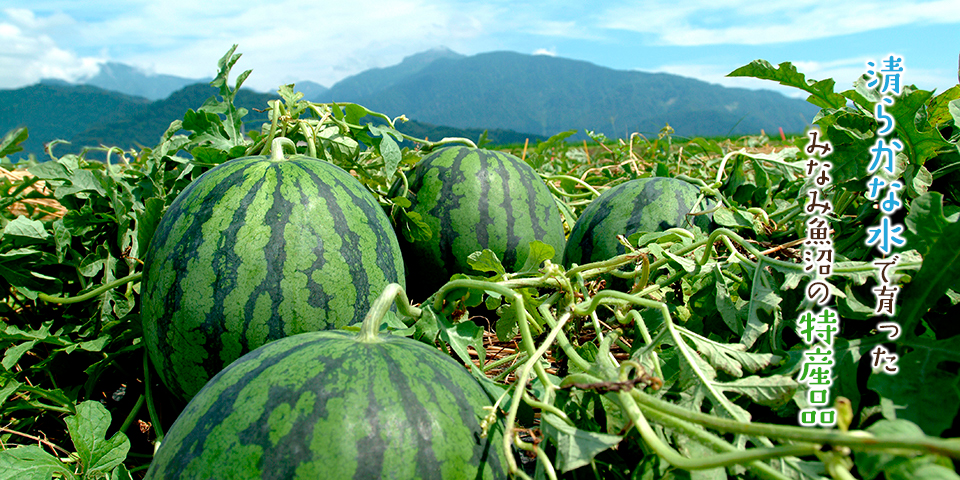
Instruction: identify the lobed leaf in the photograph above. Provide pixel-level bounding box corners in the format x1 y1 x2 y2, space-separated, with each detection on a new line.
0 446 77 480
728 60 846 110
64 401 130 478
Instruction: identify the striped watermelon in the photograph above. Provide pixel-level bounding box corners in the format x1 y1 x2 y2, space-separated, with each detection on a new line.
144 286 508 480
562 176 712 273
390 146 565 300
141 149 405 400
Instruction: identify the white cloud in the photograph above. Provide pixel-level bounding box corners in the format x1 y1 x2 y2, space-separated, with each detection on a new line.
108 0 501 90
0 9 101 88
533 47 557 56
601 0 960 45
0 1 501 91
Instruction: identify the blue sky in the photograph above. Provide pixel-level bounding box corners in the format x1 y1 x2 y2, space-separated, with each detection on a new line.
1 1 957 99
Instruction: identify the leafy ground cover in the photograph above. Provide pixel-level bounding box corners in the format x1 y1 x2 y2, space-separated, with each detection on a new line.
1 47 959 479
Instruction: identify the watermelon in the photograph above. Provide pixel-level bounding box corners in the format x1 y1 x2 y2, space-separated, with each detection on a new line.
390 146 565 300
141 147 405 401
144 285 508 480
562 176 712 274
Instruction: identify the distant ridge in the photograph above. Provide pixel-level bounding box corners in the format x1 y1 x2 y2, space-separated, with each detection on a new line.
2 48 819 161
0 83 149 160
77 62 208 101
321 50 818 138
318 47 464 102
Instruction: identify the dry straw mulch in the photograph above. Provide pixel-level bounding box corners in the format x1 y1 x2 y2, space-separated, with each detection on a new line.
1 167 68 220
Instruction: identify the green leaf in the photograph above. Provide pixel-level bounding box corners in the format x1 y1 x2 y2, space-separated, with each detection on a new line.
519 240 555 273
136 197 165 256
741 260 782 349
200 45 250 149
682 333 781 378
541 413 622 473
896 218 960 336
867 336 960 436
24 159 69 180
712 268 742 335
436 312 484 370
884 456 960 480
2 340 37 370
390 196 411 209
0 372 21 408
411 305 439 342
317 124 360 160
109 464 134 480
664 251 697 273
904 192 958 256
727 60 846 110
0 445 77 480
467 249 506 278
886 87 951 168
64 401 130 478
831 337 867 413
494 303 519 342
713 375 798 408
815 110 879 189
52 219 71 264
855 419 928 479
712 206 756 230
0 127 28 158
367 124 403 183
52 169 108 199
277 84 307 119
2 216 49 242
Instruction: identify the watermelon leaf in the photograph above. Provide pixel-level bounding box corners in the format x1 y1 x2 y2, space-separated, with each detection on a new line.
895 217 960 337
467 249 506 279
904 192 959 257
0 446 77 480
0 126 27 158
680 332 781 378
437 310 485 371
494 303 519 342
518 241 556 274
854 419 942 479
727 60 846 110
199 45 250 151
64 401 130 478
867 336 960 436
399 210 431 243
541 413 622 473
741 259 782 349
367 124 403 183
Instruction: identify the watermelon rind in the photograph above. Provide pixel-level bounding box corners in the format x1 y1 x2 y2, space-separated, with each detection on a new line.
562 176 712 271
141 153 405 400
144 327 508 479
390 146 565 300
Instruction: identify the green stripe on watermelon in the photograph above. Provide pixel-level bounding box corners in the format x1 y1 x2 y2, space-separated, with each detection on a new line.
145 284 508 480
390 146 565 301
142 147 405 400
562 177 713 283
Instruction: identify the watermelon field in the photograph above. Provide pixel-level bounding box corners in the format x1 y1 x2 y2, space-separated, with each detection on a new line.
1 45 959 479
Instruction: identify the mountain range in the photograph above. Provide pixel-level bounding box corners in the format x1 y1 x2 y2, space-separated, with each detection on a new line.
315 49 818 139
0 48 818 162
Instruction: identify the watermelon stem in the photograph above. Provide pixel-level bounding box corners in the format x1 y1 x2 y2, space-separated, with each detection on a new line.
357 283 421 343
270 137 297 161
250 99 281 156
298 122 318 158
37 272 142 304
142 350 164 448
